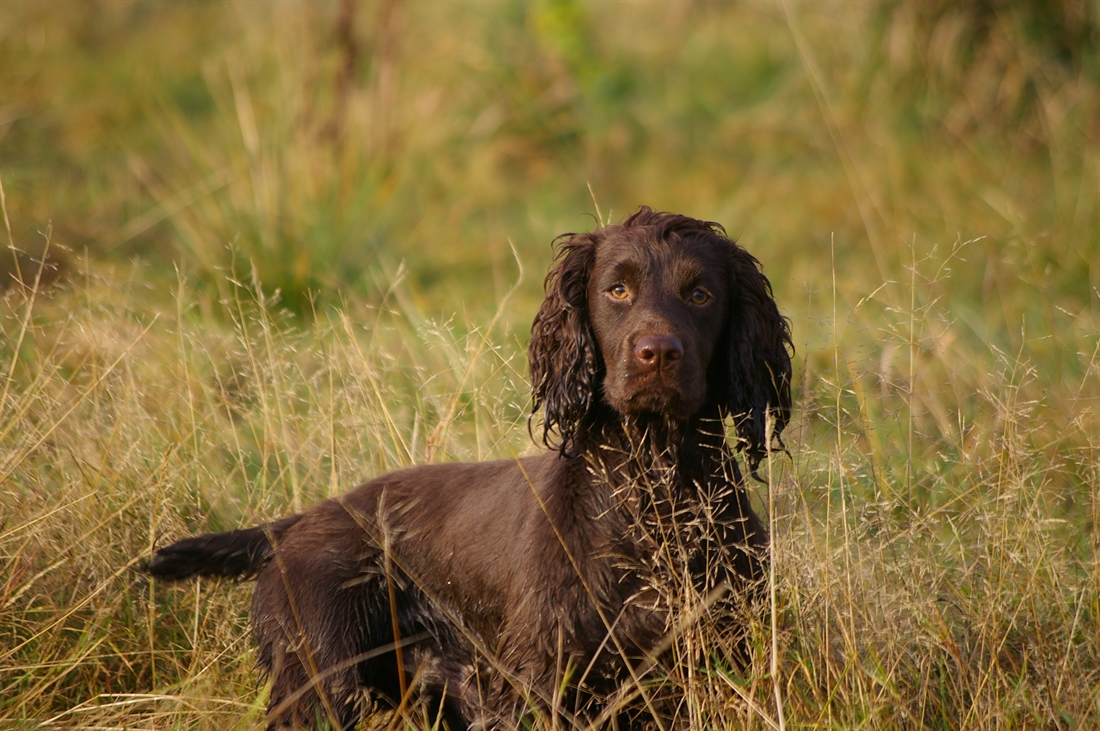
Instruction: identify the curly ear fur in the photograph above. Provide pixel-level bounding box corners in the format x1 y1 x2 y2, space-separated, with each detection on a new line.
528 233 600 454
722 242 793 473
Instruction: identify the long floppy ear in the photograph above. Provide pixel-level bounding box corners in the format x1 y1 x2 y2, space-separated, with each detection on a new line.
528 233 600 455
722 241 793 474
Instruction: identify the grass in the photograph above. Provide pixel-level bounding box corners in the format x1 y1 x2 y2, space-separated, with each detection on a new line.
1 0 1098 728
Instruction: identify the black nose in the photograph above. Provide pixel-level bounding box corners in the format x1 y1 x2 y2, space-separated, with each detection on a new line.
634 335 684 371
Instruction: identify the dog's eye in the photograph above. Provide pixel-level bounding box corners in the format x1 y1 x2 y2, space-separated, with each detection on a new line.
689 289 710 305
609 284 629 300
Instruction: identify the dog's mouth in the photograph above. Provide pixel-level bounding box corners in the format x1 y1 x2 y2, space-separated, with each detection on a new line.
610 371 704 421
622 392 694 421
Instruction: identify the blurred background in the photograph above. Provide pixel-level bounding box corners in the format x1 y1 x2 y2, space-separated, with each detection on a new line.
2 2 1099 726
2 0 1095 326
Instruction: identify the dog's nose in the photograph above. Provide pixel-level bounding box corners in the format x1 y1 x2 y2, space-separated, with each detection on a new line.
634 335 684 371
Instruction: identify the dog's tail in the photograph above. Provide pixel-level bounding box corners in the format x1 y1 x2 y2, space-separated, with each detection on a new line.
144 515 304 581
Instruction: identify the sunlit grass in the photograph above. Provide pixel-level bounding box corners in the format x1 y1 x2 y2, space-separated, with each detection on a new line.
2 237 1095 728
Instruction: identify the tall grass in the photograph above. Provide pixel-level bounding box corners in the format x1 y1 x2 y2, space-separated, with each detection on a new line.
0 255 535 728
1 0 1097 728
2 236 1095 729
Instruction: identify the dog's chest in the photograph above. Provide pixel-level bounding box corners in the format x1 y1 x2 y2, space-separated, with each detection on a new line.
566 474 713 646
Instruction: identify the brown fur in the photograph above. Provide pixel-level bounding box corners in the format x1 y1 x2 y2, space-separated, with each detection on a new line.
146 207 793 730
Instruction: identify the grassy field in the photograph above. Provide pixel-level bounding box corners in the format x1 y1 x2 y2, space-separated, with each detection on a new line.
1 0 1097 728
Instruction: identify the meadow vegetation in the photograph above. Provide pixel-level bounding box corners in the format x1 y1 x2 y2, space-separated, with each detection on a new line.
1 0 1097 728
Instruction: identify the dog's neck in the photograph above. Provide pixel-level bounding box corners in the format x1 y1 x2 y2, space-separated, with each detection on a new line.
578 408 735 492
576 410 744 619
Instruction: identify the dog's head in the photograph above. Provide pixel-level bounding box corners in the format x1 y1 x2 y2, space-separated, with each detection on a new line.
529 206 792 468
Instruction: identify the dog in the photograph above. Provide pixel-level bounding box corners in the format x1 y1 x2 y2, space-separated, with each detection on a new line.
146 206 793 730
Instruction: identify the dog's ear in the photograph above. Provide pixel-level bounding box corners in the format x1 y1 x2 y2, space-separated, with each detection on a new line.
720 241 793 474
529 233 600 455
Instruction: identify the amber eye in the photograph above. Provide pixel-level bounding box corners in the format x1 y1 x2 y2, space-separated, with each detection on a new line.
609 284 629 300
689 289 710 305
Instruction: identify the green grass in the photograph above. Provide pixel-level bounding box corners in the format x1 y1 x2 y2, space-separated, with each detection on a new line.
2 0 1097 728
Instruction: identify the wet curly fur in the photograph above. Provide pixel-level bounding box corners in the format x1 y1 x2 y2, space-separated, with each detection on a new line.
146 207 793 730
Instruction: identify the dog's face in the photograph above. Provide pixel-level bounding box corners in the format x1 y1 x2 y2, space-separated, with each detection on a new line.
587 230 729 420
529 206 792 463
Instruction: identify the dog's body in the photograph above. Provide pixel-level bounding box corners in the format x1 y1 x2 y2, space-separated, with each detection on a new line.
147 207 792 730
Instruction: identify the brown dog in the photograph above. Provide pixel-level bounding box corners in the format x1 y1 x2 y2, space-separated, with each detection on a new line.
147 207 793 730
